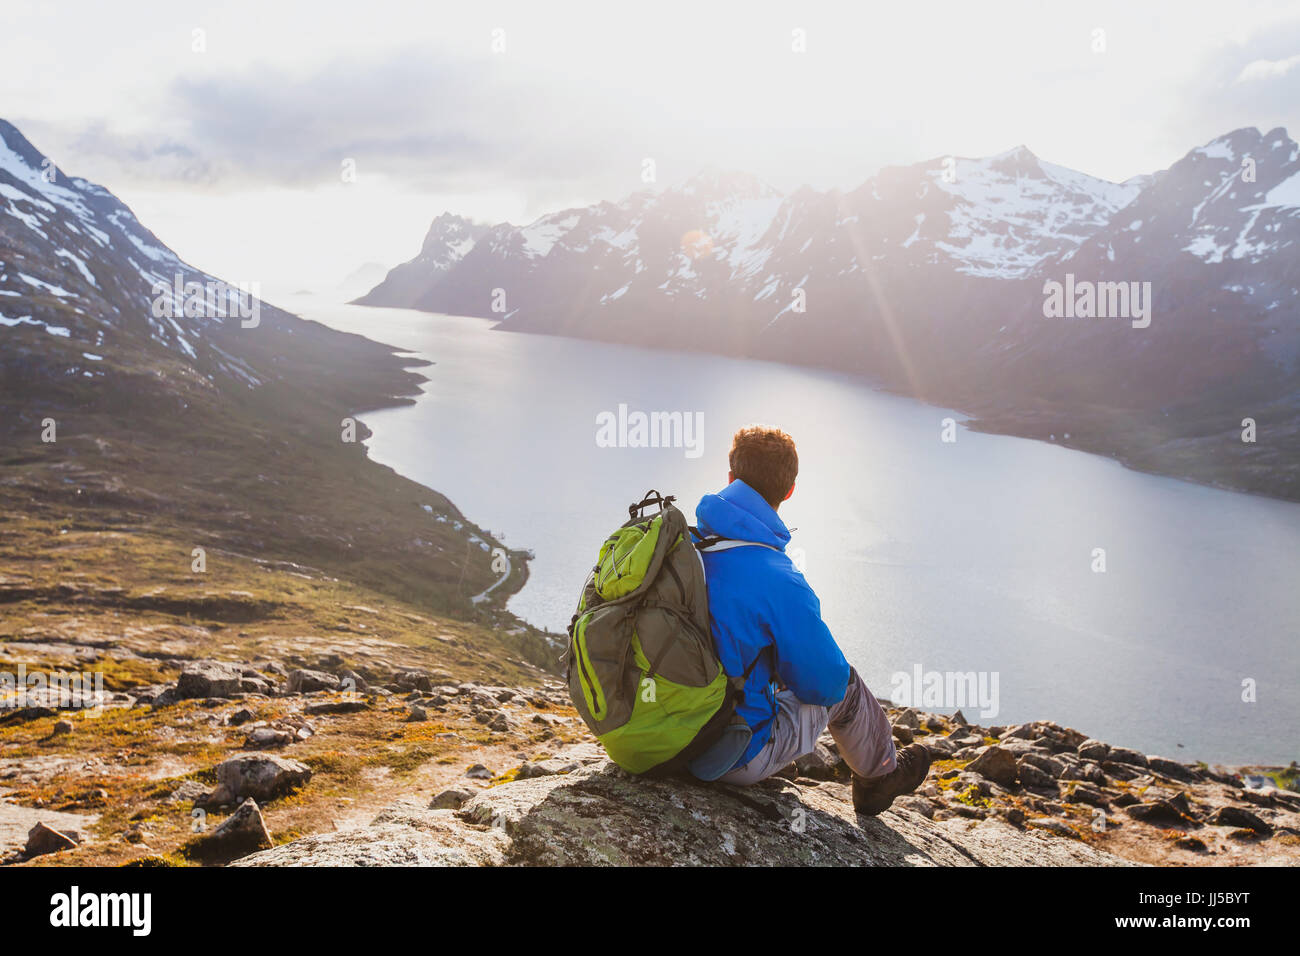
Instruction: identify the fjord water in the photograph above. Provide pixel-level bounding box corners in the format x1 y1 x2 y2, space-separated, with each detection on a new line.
304 294 1300 765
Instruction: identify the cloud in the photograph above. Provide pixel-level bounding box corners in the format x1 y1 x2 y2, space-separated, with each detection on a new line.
46 48 639 204
1167 25 1300 156
1236 52 1300 83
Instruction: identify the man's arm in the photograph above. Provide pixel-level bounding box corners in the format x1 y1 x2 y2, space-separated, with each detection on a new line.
765 568 850 706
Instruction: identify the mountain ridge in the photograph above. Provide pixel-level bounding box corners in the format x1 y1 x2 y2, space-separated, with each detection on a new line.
356 126 1300 501
0 117 550 655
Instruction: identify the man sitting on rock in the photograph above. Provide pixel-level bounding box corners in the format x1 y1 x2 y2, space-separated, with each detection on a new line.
690 425 932 814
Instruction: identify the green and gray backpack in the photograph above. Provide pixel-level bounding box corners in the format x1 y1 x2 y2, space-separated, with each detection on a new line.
564 490 767 777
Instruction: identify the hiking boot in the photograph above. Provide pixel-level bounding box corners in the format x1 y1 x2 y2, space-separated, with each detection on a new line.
852 743 932 815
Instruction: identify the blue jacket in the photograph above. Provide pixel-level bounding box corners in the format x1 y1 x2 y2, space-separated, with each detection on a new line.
694 479 850 768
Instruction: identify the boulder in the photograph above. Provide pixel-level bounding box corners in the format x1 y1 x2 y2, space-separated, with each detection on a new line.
1145 756 1202 784
1065 784 1110 808
1106 747 1148 768
1016 760 1058 791
967 746 1018 787
996 738 1044 757
1077 739 1110 761
167 780 210 804
338 670 370 693
245 726 294 749
514 762 555 780
1209 806 1272 833
792 741 842 780
1126 800 1194 827
234 764 1134 867
891 708 921 730
193 798 273 860
285 669 338 694
304 699 369 716
1019 752 1067 777
176 660 246 699
205 754 311 806
394 671 434 693
25 822 79 857
1060 759 1108 786
429 788 473 810
924 736 958 757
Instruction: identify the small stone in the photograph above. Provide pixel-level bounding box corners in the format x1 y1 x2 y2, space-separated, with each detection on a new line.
168 780 210 804
304 699 370 715
429 788 473 809
1026 818 1079 839
1106 747 1148 768
286 669 339 694
25 822 80 857
1126 800 1193 827
407 705 428 723
893 795 935 818
1209 805 1272 833
465 764 492 780
515 762 555 780
1065 784 1110 808
924 736 958 757
1145 756 1202 784
245 726 294 749
1174 835 1209 852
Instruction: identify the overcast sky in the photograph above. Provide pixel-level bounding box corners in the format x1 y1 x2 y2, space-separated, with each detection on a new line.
5 0 1300 292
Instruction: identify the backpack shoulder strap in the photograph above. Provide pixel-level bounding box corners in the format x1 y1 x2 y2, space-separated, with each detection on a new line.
689 525 781 554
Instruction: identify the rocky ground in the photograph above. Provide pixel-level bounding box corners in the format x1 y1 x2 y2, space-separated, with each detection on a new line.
4 645 1296 866
2 404 1294 868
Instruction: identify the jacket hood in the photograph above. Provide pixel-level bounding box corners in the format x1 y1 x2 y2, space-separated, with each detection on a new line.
694 479 790 551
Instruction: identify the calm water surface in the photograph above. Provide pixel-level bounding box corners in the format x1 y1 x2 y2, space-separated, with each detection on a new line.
302 294 1300 765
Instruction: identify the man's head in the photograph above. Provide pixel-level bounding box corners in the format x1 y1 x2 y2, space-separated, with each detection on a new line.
727 425 798 510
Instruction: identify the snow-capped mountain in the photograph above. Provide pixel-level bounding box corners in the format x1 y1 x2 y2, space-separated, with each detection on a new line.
990 127 1300 409
359 127 1299 499
352 212 489 307
362 144 1147 338
0 118 418 410
364 128 1298 377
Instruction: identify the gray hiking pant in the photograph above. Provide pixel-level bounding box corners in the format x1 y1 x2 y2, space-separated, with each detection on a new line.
717 667 897 785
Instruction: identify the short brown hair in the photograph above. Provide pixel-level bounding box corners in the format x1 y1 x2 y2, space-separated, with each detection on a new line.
729 425 798 508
